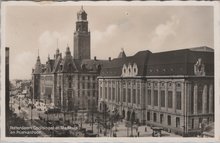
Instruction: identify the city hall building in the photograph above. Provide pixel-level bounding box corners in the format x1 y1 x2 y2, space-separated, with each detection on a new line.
32 7 106 112
31 7 214 136
98 47 214 136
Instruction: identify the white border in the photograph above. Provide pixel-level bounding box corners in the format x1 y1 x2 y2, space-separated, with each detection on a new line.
1 1 219 142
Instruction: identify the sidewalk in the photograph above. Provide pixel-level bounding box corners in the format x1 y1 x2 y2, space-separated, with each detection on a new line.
83 122 181 137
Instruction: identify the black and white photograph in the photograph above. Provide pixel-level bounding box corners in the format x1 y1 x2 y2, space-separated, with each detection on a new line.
1 1 218 140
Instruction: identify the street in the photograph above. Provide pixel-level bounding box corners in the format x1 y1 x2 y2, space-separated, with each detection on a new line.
9 96 181 137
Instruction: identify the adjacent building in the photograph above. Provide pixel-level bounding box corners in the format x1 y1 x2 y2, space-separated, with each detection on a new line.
32 7 106 112
98 47 214 136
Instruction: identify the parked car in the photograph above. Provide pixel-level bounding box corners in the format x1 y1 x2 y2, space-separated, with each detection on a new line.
85 130 98 137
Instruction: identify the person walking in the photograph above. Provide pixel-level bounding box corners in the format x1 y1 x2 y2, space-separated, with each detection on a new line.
145 127 147 132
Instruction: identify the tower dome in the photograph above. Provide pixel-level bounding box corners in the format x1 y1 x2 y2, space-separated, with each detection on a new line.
77 6 87 21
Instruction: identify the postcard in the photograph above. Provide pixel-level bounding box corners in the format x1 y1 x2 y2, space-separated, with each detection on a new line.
1 1 220 143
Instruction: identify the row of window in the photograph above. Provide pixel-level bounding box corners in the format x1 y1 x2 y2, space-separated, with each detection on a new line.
81 82 96 89
190 85 212 114
100 86 182 110
147 90 182 110
100 86 141 105
101 81 182 89
81 75 96 81
80 91 97 97
147 112 180 128
68 81 96 89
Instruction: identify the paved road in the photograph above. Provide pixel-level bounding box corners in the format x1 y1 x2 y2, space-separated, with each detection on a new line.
9 96 181 137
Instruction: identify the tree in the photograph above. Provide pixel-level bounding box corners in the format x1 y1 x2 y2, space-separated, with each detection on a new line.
97 102 121 136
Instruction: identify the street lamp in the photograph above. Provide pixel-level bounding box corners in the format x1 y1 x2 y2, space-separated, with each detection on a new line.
30 102 34 125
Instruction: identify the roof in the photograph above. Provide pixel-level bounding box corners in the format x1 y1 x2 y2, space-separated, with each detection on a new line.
33 56 42 74
33 47 107 75
100 46 214 77
118 49 127 58
146 48 214 76
100 50 151 76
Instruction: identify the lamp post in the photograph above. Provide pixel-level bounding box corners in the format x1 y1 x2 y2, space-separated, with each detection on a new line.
18 97 21 115
30 103 33 125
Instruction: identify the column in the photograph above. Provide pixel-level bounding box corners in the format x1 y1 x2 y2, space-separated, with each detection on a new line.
151 82 154 109
202 84 208 114
106 80 109 102
136 82 138 106
131 80 133 105
158 82 161 110
173 82 176 113
186 82 192 114
145 82 147 109
165 82 168 111
120 81 123 103
209 84 214 114
193 83 198 115
140 81 145 108
126 81 128 105
102 80 105 101
181 82 185 113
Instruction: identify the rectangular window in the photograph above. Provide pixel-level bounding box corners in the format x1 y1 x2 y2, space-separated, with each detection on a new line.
100 87 102 98
87 91 90 97
118 87 120 102
105 87 107 99
154 90 158 106
128 88 131 103
148 90 151 105
93 83 96 89
147 112 150 121
112 88 115 101
87 83 90 89
176 91 182 110
207 87 209 113
160 114 163 124
108 87 111 101
167 115 171 126
198 85 203 113
153 113 157 122
133 89 136 104
191 86 194 113
137 88 140 104
176 117 180 128
93 91 96 97
161 90 165 107
168 91 173 108
123 88 126 102
192 118 194 129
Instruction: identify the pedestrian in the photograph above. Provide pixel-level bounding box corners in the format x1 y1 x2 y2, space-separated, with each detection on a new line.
145 127 147 132
137 132 140 137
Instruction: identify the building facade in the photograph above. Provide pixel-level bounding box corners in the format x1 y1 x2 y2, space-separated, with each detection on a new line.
98 47 214 136
32 7 105 112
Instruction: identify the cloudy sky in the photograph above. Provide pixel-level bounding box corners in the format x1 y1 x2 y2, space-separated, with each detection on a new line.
4 3 214 80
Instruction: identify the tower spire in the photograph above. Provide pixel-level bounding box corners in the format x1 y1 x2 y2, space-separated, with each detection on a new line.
38 47 39 57
57 39 59 50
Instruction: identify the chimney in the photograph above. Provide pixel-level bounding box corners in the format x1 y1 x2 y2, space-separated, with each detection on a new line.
108 57 111 61
94 56 97 61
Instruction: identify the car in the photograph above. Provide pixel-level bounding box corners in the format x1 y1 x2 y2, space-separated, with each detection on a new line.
85 130 98 137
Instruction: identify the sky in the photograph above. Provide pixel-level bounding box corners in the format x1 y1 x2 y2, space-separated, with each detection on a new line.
4 4 214 80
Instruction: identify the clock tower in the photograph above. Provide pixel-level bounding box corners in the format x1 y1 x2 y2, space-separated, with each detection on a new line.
73 6 90 60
